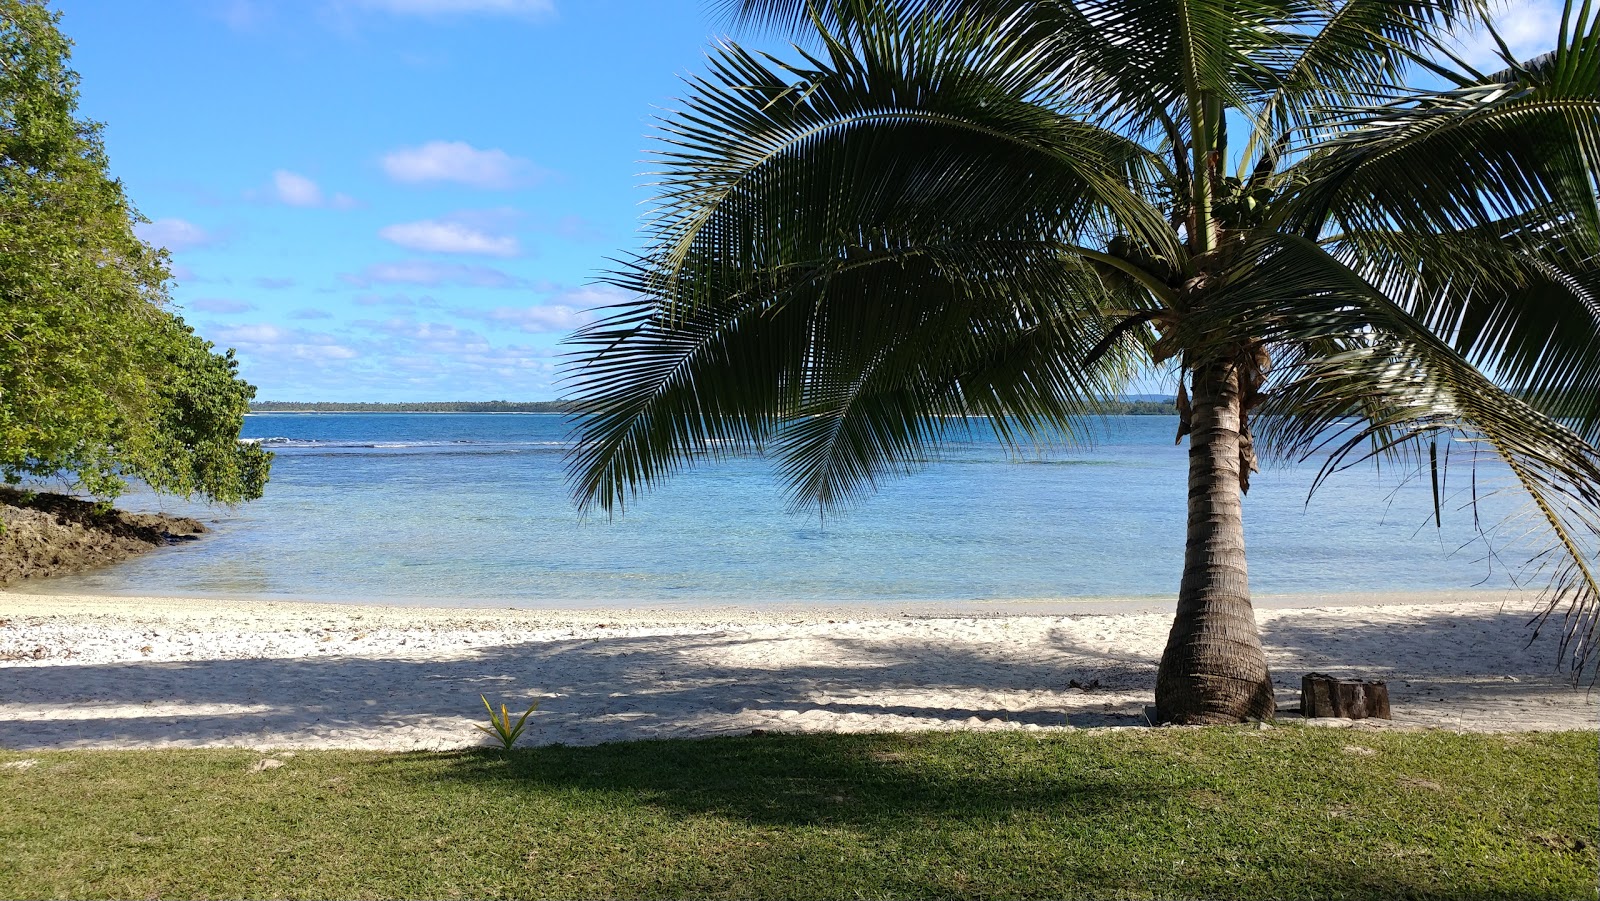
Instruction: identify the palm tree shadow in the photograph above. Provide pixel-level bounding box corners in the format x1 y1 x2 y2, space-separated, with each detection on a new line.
1256 606 1597 727
405 732 1165 832
1259 606 1570 676
0 606 1591 749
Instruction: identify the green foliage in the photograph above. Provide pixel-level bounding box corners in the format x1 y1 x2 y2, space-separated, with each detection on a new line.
0 0 267 503
0 729 1594 898
476 695 541 750
132 318 272 504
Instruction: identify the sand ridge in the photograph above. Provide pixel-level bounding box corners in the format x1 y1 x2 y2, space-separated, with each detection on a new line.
0 591 1593 750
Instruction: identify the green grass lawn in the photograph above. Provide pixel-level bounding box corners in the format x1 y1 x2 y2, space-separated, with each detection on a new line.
1 727 1593 900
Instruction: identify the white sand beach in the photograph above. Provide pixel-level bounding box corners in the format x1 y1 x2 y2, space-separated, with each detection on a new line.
0 590 1593 751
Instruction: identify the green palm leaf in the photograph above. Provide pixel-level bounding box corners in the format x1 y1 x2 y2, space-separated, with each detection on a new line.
1253 0 1492 127
643 18 1178 293
1334 211 1600 440
1282 9 1600 244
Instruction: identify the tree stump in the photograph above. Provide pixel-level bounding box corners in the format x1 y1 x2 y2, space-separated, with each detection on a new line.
1301 673 1390 720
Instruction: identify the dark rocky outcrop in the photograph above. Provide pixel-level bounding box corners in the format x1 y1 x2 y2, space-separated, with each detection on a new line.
0 487 204 587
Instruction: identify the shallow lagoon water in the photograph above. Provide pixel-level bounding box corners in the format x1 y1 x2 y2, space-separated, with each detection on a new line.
25 413 1532 606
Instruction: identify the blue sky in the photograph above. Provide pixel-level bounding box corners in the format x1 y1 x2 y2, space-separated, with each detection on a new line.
60 0 1562 401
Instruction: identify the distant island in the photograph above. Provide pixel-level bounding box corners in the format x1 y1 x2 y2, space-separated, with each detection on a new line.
249 399 1180 415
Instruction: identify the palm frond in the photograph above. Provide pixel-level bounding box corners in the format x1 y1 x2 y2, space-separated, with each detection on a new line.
565 239 1152 516
1281 6 1600 244
644 17 1179 299
766 252 1146 511
1187 235 1600 676
1332 209 1600 441
720 0 1291 139
1252 0 1493 131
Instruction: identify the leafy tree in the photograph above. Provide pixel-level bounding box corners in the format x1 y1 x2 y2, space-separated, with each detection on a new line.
565 0 1600 722
0 0 268 503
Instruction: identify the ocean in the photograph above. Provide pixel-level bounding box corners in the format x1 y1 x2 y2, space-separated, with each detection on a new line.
21 413 1531 606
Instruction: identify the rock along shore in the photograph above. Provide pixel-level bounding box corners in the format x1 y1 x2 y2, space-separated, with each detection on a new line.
0 488 204 588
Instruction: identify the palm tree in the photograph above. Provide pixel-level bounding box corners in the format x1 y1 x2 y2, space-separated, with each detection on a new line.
563 0 1600 723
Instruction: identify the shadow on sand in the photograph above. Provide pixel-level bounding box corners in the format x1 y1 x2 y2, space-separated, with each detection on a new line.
0 606 1592 749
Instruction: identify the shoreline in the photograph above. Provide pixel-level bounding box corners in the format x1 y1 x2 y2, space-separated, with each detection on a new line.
2 589 1593 751
0 585 1536 620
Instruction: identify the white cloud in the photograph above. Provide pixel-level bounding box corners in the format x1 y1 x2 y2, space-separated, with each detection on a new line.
378 219 520 256
355 293 441 308
190 298 258 314
457 303 591 333
352 0 555 17
254 276 296 290
341 260 529 289
551 284 633 308
1450 0 1566 69
352 318 560 382
450 285 625 334
235 314 564 398
291 309 335 320
136 218 216 252
380 141 543 190
214 323 295 343
361 318 491 351
260 170 358 209
211 322 360 361
273 170 324 207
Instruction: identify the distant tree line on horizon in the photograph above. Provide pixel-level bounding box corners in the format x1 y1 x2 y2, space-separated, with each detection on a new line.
250 399 1181 415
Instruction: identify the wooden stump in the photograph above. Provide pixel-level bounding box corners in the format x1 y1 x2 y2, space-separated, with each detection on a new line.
1301 673 1390 720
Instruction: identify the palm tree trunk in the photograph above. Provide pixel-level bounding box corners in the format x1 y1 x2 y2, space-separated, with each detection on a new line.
1155 359 1276 724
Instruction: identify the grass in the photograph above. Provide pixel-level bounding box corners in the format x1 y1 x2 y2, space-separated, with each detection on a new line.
0 727 1594 900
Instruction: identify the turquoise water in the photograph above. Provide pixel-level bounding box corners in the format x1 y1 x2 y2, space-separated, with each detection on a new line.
24 413 1529 605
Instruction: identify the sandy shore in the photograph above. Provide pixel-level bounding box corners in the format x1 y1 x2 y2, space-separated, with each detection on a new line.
0 590 1593 750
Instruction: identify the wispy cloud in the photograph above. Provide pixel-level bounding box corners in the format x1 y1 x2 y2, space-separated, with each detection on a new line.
450 285 623 334
233 314 564 398
1448 0 1565 68
216 0 269 30
350 318 560 383
189 298 258 314
355 292 441 308
210 322 360 362
256 170 359 209
340 260 529 289
359 317 490 351
378 218 521 257
455 304 591 333
350 0 555 18
273 170 323 206
380 141 544 190
290 309 335 320
137 218 218 252
254 276 297 290
548 214 606 242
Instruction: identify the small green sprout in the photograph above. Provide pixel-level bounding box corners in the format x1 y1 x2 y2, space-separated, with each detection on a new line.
477 695 540 750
